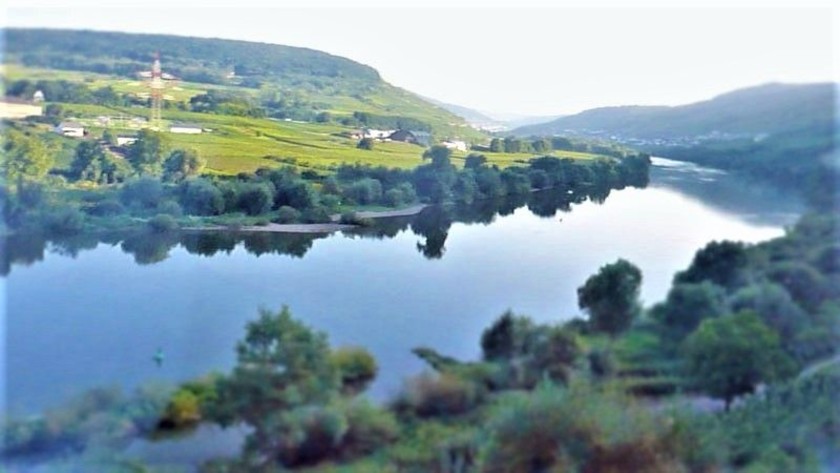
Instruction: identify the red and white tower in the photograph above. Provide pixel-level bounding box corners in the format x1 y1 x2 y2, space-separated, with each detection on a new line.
149 52 164 130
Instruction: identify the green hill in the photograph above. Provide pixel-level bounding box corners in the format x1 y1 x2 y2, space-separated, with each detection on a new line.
514 83 836 139
2 28 483 141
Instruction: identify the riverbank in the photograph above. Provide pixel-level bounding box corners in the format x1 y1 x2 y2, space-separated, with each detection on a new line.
185 204 429 234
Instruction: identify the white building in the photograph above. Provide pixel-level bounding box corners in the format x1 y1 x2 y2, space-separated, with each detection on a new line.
170 123 203 134
363 128 395 140
56 121 86 138
116 135 138 146
32 90 45 103
0 98 43 119
442 140 469 152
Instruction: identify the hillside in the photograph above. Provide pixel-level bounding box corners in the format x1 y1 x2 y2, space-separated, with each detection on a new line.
3 28 483 141
514 83 836 139
423 97 506 129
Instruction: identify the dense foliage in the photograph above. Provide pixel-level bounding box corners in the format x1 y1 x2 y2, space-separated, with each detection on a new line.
4 211 838 471
5 28 381 87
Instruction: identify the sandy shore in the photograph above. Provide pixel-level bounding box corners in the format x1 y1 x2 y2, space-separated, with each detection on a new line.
350 204 428 219
186 204 429 234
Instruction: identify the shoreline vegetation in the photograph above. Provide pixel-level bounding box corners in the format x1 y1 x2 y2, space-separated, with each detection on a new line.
184 204 429 234
2 127 652 239
3 212 837 472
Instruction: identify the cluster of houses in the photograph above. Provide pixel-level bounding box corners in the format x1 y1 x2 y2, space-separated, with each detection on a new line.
347 128 470 151
3 90 471 153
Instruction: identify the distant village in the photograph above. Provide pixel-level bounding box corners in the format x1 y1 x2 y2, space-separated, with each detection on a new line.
1 87 472 153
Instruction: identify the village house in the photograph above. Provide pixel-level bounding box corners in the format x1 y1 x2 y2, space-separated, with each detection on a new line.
442 140 469 152
363 128 395 140
55 121 86 138
116 135 139 146
388 130 432 147
169 123 203 134
0 97 43 119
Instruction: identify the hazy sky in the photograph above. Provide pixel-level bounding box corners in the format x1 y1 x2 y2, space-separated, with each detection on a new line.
3 1 837 117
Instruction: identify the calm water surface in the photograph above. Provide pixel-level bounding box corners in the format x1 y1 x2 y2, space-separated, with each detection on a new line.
2 158 804 418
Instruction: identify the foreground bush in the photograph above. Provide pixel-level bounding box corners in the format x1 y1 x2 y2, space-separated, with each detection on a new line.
331 346 378 394
479 382 697 472
395 372 482 418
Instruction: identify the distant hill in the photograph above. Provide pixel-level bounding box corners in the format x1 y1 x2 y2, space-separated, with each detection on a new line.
2 28 483 140
513 83 836 139
424 98 499 125
4 28 380 87
504 114 566 130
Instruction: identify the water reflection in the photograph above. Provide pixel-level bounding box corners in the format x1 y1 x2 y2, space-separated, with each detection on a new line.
649 157 803 227
1 185 616 275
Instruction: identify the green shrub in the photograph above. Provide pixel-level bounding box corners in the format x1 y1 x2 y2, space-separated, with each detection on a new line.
163 389 201 427
356 137 375 150
383 188 404 207
340 400 399 458
120 177 163 210
276 405 348 467
339 212 374 227
155 200 183 217
275 205 301 224
478 382 688 472
147 214 178 233
331 346 378 394
235 183 273 216
87 199 125 217
301 205 332 223
43 206 85 235
177 178 224 216
396 373 481 418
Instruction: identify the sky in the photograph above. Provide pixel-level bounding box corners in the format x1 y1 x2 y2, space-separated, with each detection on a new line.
3 0 837 117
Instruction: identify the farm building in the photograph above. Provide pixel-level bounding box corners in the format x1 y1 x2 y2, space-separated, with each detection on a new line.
170 123 203 134
442 140 469 152
116 135 138 146
0 97 43 119
55 121 86 138
388 130 432 146
363 128 395 140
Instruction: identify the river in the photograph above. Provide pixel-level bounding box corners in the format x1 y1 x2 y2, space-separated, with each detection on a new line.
1 158 804 466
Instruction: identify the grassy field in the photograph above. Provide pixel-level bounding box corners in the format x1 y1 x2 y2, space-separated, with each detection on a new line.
3 64 484 139
5 65 606 175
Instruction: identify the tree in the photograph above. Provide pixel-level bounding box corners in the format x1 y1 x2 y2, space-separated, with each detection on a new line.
675 240 749 289
422 145 453 168
356 137 375 150
120 177 164 210
577 259 643 337
503 137 521 153
209 306 340 462
102 129 117 146
464 153 487 170
683 311 795 410
163 149 205 182
1 129 54 190
126 130 168 175
70 140 107 181
489 138 504 153
330 347 378 394
651 282 727 339
532 138 551 153
177 178 224 216
481 311 526 361
236 183 274 215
